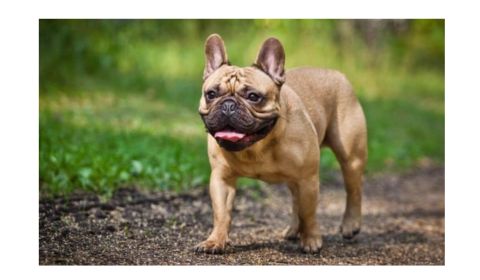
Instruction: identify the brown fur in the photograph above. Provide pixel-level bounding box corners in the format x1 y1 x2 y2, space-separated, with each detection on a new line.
195 34 367 254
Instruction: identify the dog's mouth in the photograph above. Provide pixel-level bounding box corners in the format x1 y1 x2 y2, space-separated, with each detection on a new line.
212 118 277 151
214 130 246 142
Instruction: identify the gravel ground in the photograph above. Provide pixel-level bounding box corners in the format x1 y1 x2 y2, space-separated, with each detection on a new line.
39 166 444 265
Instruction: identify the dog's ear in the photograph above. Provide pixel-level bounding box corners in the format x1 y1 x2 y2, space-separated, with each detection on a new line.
203 34 228 80
254 37 285 86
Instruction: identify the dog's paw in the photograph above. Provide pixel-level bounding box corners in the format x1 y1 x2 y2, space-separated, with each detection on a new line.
340 217 361 240
194 239 226 254
300 234 323 254
282 226 299 240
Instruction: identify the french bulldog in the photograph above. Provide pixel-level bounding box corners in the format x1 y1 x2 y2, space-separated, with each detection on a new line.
195 34 367 254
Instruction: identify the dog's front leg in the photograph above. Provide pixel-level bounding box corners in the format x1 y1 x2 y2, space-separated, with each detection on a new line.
295 175 323 253
194 170 236 254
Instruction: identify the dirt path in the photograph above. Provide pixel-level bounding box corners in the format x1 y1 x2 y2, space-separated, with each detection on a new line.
39 167 444 265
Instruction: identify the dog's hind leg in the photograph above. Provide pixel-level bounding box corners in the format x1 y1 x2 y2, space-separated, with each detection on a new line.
326 101 367 240
338 153 365 240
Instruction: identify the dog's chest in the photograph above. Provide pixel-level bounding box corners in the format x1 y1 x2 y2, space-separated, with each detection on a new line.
235 164 286 183
226 150 302 183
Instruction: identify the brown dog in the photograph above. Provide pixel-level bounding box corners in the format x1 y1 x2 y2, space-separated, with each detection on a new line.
195 34 367 254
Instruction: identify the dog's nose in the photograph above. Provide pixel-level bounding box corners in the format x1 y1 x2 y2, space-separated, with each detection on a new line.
221 100 237 116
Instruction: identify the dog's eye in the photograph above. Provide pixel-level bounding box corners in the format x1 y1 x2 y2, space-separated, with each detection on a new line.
247 92 262 103
205 91 217 101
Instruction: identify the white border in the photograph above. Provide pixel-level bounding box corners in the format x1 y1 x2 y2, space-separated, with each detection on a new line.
2 0 479 279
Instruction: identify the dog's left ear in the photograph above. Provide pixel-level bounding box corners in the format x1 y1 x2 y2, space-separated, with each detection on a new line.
203 34 229 80
255 37 285 86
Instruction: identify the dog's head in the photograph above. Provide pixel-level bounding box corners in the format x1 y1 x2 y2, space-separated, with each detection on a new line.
198 34 285 152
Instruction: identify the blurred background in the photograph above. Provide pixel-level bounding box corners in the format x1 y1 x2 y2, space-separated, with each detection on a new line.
39 19 444 197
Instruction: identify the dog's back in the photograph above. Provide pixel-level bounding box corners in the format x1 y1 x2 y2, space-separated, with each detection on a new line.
285 67 366 151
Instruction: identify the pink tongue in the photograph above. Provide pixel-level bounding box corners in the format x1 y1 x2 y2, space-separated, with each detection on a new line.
214 131 246 142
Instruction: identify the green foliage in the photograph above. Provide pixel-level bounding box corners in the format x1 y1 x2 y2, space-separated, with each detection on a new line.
39 19 444 197
39 93 210 197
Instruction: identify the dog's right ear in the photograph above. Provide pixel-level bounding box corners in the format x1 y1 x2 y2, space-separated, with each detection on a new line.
254 37 285 86
203 34 228 80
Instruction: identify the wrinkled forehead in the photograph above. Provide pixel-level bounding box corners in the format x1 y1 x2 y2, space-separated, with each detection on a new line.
203 65 275 94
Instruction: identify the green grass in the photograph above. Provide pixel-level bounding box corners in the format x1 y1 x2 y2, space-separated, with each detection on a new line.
40 92 209 196
39 19 444 197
